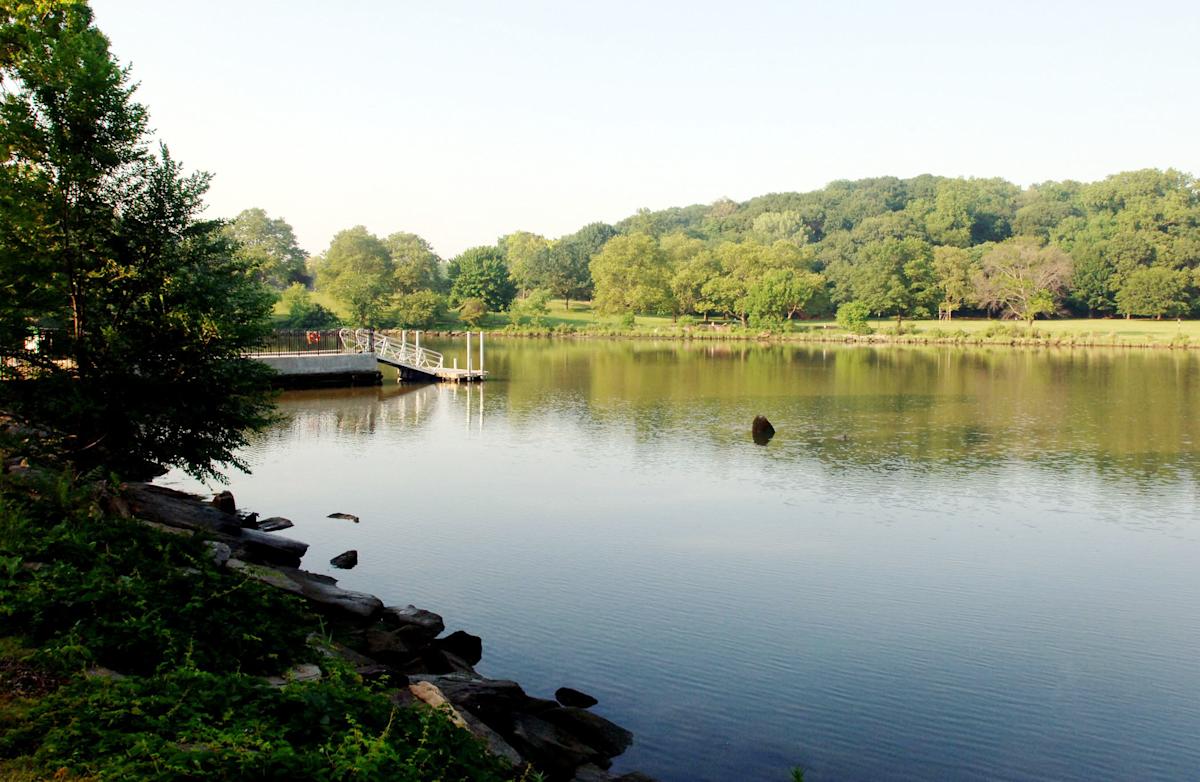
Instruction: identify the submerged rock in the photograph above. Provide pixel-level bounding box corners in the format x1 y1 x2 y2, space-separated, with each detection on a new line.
751 415 775 445
327 512 360 523
556 687 599 709
330 550 358 569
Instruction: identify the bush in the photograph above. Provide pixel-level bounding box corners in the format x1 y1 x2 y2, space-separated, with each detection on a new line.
836 302 873 334
508 289 551 327
459 298 487 327
619 313 636 329
279 284 340 329
391 290 446 329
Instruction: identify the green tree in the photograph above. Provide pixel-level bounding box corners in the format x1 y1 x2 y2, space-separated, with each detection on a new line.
385 231 442 294
662 233 719 319
1114 267 1190 319
931 245 977 320
224 208 307 289
589 233 672 314
508 288 551 327
315 226 394 325
974 237 1073 324
447 246 516 310
499 231 552 294
278 283 339 329
744 269 825 325
390 290 446 328
549 222 615 309
849 238 936 327
0 1 275 479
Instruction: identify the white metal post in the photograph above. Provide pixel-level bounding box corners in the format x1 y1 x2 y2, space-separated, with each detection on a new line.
415 331 421 364
479 331 484 374
466 331 472 373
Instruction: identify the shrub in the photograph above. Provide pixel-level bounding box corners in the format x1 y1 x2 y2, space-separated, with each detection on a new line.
836 302 873 334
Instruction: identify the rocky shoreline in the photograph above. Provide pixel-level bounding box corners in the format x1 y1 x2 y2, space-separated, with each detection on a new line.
116 482 652 782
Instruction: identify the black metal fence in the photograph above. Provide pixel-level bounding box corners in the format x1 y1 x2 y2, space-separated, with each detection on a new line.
251 329 346 355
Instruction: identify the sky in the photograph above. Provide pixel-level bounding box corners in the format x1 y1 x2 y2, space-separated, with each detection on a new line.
89 0 1200 259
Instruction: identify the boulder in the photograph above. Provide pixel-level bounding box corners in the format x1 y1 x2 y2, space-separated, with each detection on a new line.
408 681 525 767
204 541 231 568
380 605 445 644
508 713 602 777
211 490 236 514
265 662 323 687
239 511 259 529
751 415 775 445
257 516 294 532
437 630 482 665
330 550 358 569
540 707 633 758
227 560 382 621
555 687 599 709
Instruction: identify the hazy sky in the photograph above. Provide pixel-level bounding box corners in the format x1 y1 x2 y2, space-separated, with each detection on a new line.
90 0 1199 258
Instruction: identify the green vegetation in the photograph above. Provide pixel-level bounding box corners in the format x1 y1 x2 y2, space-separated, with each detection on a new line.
264 168 1200 339
0 469 517 781
0 0 274 479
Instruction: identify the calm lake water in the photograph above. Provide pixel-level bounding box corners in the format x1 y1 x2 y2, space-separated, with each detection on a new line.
168 339 1200 781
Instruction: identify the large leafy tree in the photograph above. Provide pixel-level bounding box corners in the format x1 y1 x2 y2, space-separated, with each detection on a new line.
385 231 442 294
549 222 615 309
315 226 394 325
589 233 671 315
849 237 937 326
0 1 275 479
1114 267 1191 319
223 207 307 289
975 237 1073 324
447 246 516 311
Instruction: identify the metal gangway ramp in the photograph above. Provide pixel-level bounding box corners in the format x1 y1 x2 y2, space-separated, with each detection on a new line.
338 328 487 382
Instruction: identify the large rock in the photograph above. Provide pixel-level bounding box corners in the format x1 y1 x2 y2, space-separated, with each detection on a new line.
211 490 236 514
509 713 602 777
436 630 482 665
555 687 599 709
540 707 633 758
258 516 294 532
330 550 358 569
227 560 382 621
380 605 445 644
751 415 775 445
408 681 524 767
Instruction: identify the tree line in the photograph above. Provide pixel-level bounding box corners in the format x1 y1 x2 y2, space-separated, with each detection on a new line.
240 169 1200 330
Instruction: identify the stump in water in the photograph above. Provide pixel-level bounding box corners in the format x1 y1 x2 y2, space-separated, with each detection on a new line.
330 550 358 569
751 415 775 445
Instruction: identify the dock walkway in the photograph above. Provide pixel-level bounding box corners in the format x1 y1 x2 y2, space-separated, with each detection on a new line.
339 328 487 383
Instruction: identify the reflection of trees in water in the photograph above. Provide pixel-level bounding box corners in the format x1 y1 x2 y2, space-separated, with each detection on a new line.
248 383 442 443
486 339 1200 486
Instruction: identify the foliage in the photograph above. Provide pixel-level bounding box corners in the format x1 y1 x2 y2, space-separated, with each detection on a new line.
278 284 340 329
0 471 514 782
744 269 825 325
545 222 615 308
975 237 1073 323
386 232 442 295
1114 267 1191 318
224 208 308 289
590 233 672 314
847 238 936 324
508 289 551 327
458 297 487 327
0 2 276 480
499 231 552 294
315 226 394 326
836 301 873 334
448 247 517 311
389 290 446 329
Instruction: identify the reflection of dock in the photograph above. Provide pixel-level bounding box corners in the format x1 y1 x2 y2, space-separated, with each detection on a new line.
340 328 487 383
